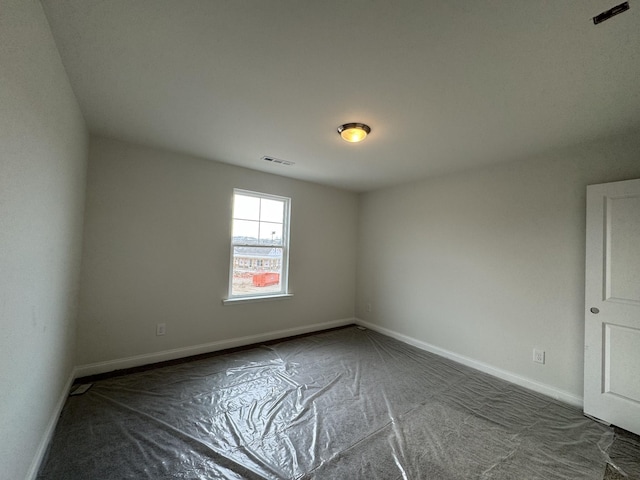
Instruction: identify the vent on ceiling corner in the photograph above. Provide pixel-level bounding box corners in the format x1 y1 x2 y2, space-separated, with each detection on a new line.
593 1 630 25
261 156 295 166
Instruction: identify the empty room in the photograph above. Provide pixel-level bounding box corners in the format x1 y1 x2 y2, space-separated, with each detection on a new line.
2 0 640 479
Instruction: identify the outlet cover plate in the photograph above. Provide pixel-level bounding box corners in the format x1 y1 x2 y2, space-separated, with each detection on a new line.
533 349 545 364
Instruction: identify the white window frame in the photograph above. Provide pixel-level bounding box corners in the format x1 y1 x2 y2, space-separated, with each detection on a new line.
224 189 292 304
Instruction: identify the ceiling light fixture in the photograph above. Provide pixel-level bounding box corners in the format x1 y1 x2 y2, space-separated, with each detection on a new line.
337 123 371 143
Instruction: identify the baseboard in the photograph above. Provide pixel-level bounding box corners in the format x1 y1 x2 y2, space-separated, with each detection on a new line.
75 318 356 378
355 318 583 408
26 367 77 480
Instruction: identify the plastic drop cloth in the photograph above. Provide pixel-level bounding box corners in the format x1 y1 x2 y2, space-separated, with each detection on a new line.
38 326 625 479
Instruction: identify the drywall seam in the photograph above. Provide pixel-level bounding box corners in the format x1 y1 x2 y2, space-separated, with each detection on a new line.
25 367 77 480
355 318 583 408
75 318 356 378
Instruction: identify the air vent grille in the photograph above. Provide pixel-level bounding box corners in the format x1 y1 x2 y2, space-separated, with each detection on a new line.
261 156 295 166
593 2 629 25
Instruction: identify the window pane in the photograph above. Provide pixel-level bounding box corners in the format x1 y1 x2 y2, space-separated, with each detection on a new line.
260 198 284 223
232 219 258 244
234 194 260 221
229 189 290 300
231 246 283 296
259 222 283 245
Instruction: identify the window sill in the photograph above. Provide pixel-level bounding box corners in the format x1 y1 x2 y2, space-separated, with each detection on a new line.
222 293 294 306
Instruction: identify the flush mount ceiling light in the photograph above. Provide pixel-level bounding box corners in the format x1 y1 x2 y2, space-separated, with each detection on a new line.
337 123 371 143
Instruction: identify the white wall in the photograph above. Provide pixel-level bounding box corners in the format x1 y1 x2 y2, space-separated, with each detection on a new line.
356 132 640 402
0 0 88 478
76 136 358 367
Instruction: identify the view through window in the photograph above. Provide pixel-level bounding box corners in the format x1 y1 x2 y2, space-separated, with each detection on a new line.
229 189 290 299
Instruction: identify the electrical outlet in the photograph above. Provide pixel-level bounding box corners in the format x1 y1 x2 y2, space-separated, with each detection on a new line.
533 349 545 364
156 323 166 336
366 303 372 313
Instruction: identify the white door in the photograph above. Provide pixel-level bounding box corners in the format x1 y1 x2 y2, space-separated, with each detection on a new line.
584 178 640 435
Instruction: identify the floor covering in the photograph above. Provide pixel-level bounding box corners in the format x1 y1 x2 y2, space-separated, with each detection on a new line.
38 326 640 479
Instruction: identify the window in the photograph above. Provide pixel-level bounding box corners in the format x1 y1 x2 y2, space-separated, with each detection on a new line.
227 189 291 301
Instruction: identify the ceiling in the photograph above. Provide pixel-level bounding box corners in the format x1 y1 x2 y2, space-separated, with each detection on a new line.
41 0 640 192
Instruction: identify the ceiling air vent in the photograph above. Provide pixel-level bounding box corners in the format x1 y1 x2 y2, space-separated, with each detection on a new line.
261 156 295 166
593 2 630 25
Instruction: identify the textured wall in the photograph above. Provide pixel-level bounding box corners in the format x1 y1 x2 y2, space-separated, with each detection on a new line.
356 132 640 401
0 0 88 478
76 136 358 365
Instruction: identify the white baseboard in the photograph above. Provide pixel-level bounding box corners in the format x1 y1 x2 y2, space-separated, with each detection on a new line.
26 367 77 480
355 318 583 408
75 318 356 378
